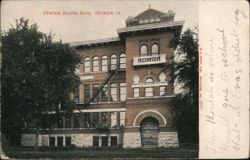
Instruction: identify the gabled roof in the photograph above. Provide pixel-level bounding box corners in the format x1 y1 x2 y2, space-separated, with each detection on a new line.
135 8 167 19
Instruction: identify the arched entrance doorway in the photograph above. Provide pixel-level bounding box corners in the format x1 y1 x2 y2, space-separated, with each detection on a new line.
140 117 159 148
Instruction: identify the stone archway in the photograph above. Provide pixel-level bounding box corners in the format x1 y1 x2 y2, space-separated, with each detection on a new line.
140 117 159 148
133 110 166 127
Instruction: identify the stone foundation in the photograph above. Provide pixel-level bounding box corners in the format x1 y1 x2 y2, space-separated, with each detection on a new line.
71 134 92 147
21 131 179 148
21 133 120 147
123 132 141 148
158 131 179 148
21 134 36 147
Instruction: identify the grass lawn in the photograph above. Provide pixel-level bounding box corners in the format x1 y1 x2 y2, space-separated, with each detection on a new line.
3 144 198 159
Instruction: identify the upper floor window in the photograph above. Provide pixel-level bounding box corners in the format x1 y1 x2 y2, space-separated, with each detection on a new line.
65 116 71 128
111 112 117 128
140 45 148 57
74 86 80 103
110 83 117 102
92 112 99 128
83 112 91 128
145 78 154 97
93 56 99 72
120 83 126 101
145 78 154 84
159 86 166 96
84 84 90 102
111 55 117 70
101 112 109 128
101 55 108 71
101 84 108 102
73 114 80 128
151 43 159 55
119 54 126 69
133 88 140 98
92 84 100 102
120 112 125 126
84 57 90 72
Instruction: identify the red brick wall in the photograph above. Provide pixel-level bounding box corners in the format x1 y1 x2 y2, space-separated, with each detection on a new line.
125 30 175 98
76 43 125 102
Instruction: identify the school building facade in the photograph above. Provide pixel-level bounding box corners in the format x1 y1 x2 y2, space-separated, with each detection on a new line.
21 7 184 148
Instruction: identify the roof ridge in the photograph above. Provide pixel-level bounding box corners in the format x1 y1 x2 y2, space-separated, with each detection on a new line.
134 8 167 19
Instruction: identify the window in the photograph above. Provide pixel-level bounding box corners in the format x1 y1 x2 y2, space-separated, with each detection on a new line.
49 137 55 146
145 87 153 97
111 112 117 128
159 86 166 96
111 136 118 147
101 84 108 102
101 112 109 128
151 43 159 55
57 136 63 147
47 114 56 128
111 55 117 70
93 136 99 147
84 57 90 72
92 112 99 128
145 78 154 97
92 84 100 102
101 136 108 147
93 56 99 72
74 114 80 128
140 45 148 57
74 86 80 103
57 116 63 128
145 78 154 83
119 54 126 69
65 116 71 128
101 55 108 71
110 83 117 102
84 84 90 102
120 83 126 101
83 113 91 128
65 137 71 146
133 88 140 98
120 112 125 127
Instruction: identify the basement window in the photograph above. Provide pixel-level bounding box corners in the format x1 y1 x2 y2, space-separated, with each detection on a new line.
57 136 63 147
101 136 108 147
49 137 55 147
111 136 118 147
93 136 99 147
65 137 71 146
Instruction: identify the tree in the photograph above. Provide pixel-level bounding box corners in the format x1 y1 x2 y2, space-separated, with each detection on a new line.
1 18 81 146
171 29 199 144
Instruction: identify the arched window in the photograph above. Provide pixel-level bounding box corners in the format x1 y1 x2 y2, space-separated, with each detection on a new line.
111 54 117 70
93 56 99 72
119 53 126 69
151 44 159 55
84 57 90 72
101 55 108 71
140 45 148 57
145 78 154 97
145 78 154 83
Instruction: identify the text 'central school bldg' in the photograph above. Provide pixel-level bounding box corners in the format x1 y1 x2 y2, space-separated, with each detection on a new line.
21 8 184 148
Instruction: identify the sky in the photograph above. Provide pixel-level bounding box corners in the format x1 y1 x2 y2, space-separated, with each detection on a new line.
1 0 198 43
